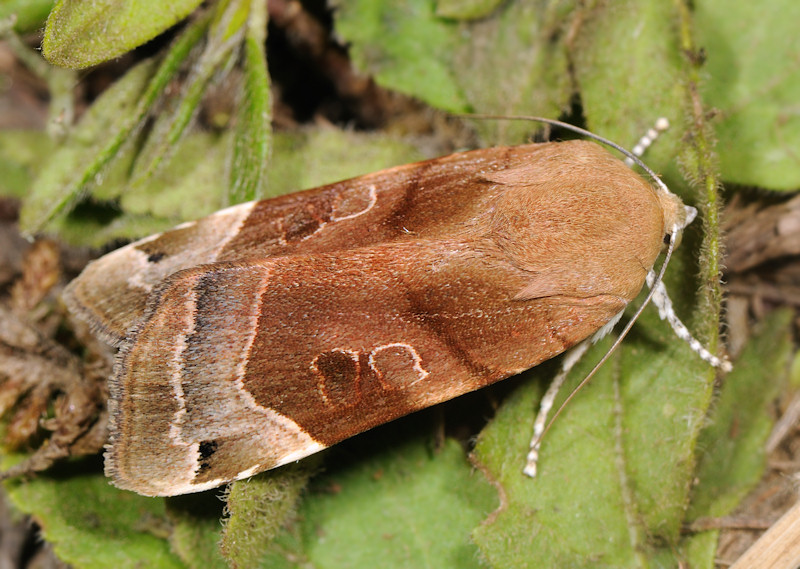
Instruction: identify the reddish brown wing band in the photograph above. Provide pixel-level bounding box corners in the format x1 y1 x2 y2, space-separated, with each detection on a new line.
63 140 684 496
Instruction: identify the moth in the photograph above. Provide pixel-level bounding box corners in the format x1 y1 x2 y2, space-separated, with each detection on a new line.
64 123 723 496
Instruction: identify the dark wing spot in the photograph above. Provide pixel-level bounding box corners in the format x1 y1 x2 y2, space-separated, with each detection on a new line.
312 350 362 406
197 440 219 473
147 252 167 263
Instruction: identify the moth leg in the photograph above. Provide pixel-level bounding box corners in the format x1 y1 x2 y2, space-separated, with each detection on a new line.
523 339 591 477
645 270 732 372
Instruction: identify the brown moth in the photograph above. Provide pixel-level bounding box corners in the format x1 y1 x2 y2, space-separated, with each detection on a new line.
65 138 693 496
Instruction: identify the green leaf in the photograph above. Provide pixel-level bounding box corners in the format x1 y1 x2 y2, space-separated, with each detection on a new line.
0 0 54 33
130 0 247 190
20 14 210 235
570 0 687 185
42 0 202 69
4 461 184 569
0 130 55 198
167 494 228 569
333 1 468 113
696 0 800 190
227 0 271 204
114 132 233 223
20 57 158 234
261 428 496 568
220 462 317 568
333 0 573 143
688 309 793 520
266 129 426 196
472 301 713 568
53 127 424 247
435 0 504 20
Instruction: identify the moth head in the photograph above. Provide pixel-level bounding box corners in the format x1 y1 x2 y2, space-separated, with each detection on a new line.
657 189 698 250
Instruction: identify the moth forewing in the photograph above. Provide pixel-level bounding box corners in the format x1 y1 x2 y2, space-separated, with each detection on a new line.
65 143 582 342
66 140 690 496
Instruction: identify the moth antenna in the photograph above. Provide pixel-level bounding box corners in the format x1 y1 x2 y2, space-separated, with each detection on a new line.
624 117 670 166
